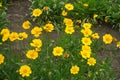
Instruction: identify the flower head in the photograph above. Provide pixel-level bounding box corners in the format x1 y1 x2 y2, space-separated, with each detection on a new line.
43 23 54 32
31 26 42 37
70 65 80 74
65 27 74 34
9 32 18 41
82 45 91 52
83 3 88 7
91 33 100 39
30 39 42 48
83 23 92 29
63 18 73 27
26 50 38 59
62 10 67 16
93 14 98 19
82 37 92 45
87 57 96 66
80 50 91 59
43 6 48 11
52 46 64 56
65 3 74 10
32 8 42 17
18 32 28 40
81 29 92 37
0 54 4 64
0 28 10 35
117 41 120 48
22 21 31 29
19 65 32 77
103 34 113 44
0 2 2 7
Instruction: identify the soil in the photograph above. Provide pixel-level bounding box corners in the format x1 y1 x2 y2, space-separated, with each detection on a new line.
7 0 120 79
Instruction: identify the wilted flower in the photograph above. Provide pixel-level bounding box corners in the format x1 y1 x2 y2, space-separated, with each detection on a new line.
117 41 120 48
93 14 98 19
91 33 100 39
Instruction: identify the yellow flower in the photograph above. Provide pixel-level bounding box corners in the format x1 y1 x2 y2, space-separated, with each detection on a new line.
82 45 91 52
0 2 2 7
83 3 88 7
22 21 31 29
62 10 67 16
0 54 4 64
93 14 98 19
30 39 42 48
2 35 9 42
52 46 64 56
91 33 100 39
19 65 32 77
9 32 18 41
31 26 42 37
43 6 48 11
32 8 42 17
70 65 79 74
18 32 28 40
43 23 54 32
76 20 81 24
87 57 96 66
80 50 91 59
82 37 92 45
0 28 10 35
26 50 38 59
65 3 74 11
63 18 73 27
81 29 92 37
65 27 74 34
117 41 120 48
103 34 113 44
83 23 92 29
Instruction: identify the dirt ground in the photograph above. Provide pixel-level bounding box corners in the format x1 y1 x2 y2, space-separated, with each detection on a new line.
7 0 120 79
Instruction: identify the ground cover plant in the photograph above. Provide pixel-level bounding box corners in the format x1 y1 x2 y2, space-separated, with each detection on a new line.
0 0 120 80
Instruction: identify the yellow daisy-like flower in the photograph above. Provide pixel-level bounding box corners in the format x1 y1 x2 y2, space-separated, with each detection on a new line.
81 29 92 37
82 37 92 45
70 65 79 75
2 35 9 42
9 32 18 41
18 32 28 40
65 27 74 34
0 2 2 7
83 3 88 7
87 57 96 66
93 14 98 19
19 65 32 77
65 3 74 11
32 8 42 17
30 39 42 48
31 26 42 37
103 34 113 44
83 23 92 29
22 21 31 29
63 18 73 27
26 50 38 59
52 46 64 56
0 54 4 64
117 41 120 48
43 23 54 32
91 33 100 39
82 45 91 52
62 10 67 16
0 28 10 35
80 50 91 59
